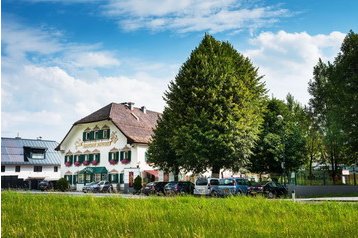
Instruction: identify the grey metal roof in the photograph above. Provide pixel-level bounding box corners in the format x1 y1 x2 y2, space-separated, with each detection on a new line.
1 137 62 165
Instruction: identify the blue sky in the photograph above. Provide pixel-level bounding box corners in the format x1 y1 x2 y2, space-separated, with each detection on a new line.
2 0 357 141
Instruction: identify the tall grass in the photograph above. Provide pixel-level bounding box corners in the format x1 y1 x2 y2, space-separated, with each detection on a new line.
2 191 357 237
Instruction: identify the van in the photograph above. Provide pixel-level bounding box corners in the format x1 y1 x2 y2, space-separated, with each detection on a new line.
194 177 220 196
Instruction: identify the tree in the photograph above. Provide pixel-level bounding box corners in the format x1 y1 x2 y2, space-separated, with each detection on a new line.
55 178 69 192
133 175 142 194
148 34 267 177
248 96 307 182
308 31 358 182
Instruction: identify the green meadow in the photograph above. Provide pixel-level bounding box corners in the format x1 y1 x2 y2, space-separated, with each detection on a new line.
2 192 357 238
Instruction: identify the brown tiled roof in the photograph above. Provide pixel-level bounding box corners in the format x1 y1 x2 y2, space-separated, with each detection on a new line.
74 103 161 144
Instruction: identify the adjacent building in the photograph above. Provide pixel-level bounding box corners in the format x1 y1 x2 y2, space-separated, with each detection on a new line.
1 137 62 189
56 102 171 192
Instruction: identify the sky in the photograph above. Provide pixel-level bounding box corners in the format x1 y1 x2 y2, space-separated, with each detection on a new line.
2 0 358 142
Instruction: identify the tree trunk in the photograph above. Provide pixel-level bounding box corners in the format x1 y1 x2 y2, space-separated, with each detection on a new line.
173 166 179 182
211 165 221 178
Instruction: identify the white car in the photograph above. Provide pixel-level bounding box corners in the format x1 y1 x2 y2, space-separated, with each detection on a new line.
194 177 220 196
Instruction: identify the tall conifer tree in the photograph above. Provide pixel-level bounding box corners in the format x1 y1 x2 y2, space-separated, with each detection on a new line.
148 34 267 177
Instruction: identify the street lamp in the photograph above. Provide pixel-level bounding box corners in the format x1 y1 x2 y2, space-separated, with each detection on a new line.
277 115 285 185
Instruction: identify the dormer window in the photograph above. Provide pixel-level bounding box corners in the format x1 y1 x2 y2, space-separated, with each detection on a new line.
24 147 46 161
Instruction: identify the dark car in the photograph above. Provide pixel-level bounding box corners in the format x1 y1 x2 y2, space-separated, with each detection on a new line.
38 180 54 191
247 181 264 196
142 182 168 196
164 181 195 195
263 181 287 198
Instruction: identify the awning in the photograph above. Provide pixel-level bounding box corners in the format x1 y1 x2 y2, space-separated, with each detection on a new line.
79 167 108 174
144 170 159 177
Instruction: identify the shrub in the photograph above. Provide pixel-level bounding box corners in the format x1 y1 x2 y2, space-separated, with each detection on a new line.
133 175 142 194
55 178 69 192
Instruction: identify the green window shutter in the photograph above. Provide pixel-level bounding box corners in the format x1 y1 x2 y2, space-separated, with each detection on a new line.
89 131 94 140
79 155 84 163
108 174 112 183
70 155 73 163
73 175 77 184
113 174 118 183
116 152 119 161
98 130 103 139
108 152 112 161
107 129 110 139
120 173 124 184
64 156 67 163
89 154 94 161
95 154 100 163
83 132 86 141
120 151 124 161
128 151 131 161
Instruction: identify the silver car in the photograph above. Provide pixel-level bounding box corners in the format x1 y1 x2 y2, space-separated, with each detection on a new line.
194 177 220 196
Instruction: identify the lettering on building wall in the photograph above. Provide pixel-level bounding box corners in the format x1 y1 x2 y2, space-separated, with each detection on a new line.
75 131 118 149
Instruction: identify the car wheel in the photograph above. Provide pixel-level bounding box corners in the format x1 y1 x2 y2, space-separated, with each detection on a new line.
211 191 218 197
236 190 243 196
267 191 275 199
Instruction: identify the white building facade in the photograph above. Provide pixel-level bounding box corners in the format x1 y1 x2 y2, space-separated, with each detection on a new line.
1 137 62 189
56 102 172 192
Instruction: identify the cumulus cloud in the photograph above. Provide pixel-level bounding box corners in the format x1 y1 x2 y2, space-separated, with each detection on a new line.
103 0 291 33
1 19 171 141
244 30 345 104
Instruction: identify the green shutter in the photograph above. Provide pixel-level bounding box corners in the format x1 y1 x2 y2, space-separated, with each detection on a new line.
70 155 73 163
79 155 84 163
116 152 119 161
98 130 103 139
64 156 67 163
107 129 110 139
108 152 112 161
73 175 77 184
120 151 124 161
89 131 94 140
83 132 86 141
95 154 100 163
128 151 131 161
108 174 112 183
89 154 94 161
120 173 124 184
113 174 118 183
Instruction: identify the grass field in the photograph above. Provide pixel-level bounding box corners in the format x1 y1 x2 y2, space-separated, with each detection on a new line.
2 191 358 237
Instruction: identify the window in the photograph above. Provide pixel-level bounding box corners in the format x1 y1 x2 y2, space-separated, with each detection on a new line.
15 166 21 172
120 151 131 161
95 174 101 182
24 147 46 161
34 166 42 172
1 166 5 172
54 166 58 172
78 174 84 183
103 129 108 139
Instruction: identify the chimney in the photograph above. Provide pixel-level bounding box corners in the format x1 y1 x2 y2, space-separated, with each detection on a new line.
121 102 135 110
141 106 147 114
15 132 21 139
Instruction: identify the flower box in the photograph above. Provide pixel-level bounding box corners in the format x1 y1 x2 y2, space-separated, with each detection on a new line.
74 161 81 166
121 159 130 164
109 159 118 165
92 160 98 166
83 161 90 166
65 161 72 167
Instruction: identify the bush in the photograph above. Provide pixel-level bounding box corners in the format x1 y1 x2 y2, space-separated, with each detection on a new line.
55 178 69 192
133 175 142 194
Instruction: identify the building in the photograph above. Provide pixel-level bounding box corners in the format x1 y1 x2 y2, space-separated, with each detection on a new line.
56 102 171 192
1 137 62 189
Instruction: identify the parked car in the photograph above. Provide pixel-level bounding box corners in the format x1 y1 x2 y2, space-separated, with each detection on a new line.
38 180 54 191
234 178 249 195
82 182 98 193
218 178 237 196
263 181 288 198
194 177 220 196
164 181 195 195
142 182 168 195
82 181 113 193
247 181 264 196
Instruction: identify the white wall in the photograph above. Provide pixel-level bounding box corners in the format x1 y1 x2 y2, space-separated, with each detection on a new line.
1 165 61 180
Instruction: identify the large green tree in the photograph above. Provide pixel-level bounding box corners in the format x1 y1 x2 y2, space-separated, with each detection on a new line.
248 96 307 182
308 31 358 182
147 34 267 178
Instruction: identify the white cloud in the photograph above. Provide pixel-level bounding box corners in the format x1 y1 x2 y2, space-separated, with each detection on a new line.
244 31 345 104
103 0 291 33
1 19 172 141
